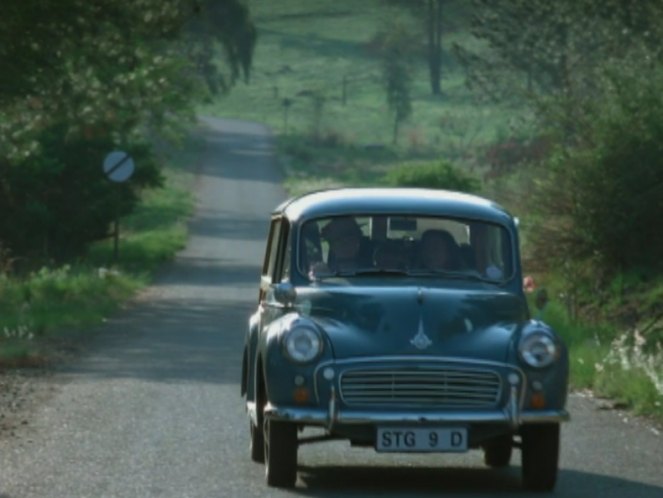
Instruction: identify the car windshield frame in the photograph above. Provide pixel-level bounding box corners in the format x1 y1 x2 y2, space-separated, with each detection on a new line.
295 213 515 284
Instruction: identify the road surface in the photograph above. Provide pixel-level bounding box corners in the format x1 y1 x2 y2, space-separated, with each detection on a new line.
1 117 661 498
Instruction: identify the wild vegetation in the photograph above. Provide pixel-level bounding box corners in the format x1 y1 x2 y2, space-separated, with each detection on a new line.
0 140 197 366
0 0 255 264
0 1 253 363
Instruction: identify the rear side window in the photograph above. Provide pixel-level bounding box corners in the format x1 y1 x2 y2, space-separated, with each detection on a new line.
262 219 283 280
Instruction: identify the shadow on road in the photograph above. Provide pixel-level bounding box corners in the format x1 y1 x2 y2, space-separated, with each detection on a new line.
59 297 251 386
292 464 663 497
153 259 261 287
186 213 269 241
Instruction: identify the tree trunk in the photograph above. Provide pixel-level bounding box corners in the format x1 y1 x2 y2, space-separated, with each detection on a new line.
392 114 399 144
428 0 442 95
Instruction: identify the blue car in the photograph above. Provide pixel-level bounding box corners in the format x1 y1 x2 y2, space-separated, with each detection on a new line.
242 188 569 491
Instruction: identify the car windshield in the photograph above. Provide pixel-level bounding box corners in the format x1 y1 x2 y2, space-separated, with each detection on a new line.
298 215 513 282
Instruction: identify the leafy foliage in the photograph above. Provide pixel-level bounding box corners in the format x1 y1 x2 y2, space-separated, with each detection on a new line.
377 21 416 143
0 0 255 263
386 160 480 193
527 66 663 274
452 0 663 279
383 0 451 95
455 0 663 102
0 127 162 263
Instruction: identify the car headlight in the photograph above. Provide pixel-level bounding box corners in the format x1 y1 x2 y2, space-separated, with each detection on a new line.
519 332 558 368
283 326 323 363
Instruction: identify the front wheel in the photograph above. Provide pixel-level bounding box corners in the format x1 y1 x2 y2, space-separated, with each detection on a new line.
521 423 560 491
483 434 513 468
264 419 298 488
249 419 264 463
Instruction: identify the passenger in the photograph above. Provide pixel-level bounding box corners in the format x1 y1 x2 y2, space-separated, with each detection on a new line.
418 229 462 271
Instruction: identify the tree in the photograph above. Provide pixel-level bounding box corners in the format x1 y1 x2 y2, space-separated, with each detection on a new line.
426 0 444 96
449 0 663 282
454 0 663 103
0 0 256 262
0 0 255 150
383 0 449 96
527 64 663 275
379 24 415 144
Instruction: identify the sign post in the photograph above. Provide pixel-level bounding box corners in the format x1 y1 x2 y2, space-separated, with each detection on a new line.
102 151 135 261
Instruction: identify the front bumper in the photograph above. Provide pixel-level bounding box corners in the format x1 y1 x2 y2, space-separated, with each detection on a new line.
264 404 569 426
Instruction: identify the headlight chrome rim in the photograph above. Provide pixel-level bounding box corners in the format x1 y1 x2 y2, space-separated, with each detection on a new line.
519 332 558 368
283 326 323 364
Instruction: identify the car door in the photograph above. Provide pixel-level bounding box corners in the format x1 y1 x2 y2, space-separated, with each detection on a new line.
244 217 288 401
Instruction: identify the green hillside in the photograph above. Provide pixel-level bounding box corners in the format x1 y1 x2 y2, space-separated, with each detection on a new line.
204 0 525 193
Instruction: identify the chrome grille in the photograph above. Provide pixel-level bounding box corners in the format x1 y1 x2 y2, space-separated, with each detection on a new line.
340 366 501 408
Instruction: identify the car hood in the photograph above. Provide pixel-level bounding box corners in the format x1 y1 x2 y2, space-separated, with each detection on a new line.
296 284 528 362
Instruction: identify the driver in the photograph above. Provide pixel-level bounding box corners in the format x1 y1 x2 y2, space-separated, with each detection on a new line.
321 216 365 272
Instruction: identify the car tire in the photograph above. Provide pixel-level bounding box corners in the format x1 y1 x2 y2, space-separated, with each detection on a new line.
483 434 512 468
521 423 560 491
249 419 264 463
264 418 298 488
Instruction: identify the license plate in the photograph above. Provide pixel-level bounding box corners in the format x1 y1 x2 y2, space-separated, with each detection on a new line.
376 427 468 453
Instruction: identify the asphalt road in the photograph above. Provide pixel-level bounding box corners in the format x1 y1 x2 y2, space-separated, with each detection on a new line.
1 117 661 498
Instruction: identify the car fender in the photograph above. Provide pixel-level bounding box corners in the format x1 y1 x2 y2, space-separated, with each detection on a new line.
244 310 261 400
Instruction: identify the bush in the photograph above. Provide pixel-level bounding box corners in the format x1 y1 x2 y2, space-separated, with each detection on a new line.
0 124 162 265
527 66 663 275
386 160 480 193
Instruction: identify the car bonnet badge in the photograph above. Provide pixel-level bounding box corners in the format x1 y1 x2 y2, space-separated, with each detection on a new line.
410 317 433 350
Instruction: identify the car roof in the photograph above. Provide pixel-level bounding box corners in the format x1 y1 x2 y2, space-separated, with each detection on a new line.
275 188 514 225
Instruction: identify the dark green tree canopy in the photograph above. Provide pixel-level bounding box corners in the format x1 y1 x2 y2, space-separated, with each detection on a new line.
0 0 255 148
0 0 255 263
454 0 663 101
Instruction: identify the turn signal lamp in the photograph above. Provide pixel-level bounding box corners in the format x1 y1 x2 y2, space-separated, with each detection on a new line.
530 392 546 409
293 387 310 404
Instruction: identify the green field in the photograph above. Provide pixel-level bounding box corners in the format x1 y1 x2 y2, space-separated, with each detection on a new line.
204 0 528 194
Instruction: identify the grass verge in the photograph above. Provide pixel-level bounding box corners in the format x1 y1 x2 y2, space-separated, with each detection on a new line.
536 296 662 425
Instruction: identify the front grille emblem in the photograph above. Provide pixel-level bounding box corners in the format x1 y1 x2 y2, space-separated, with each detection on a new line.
410 318 433 350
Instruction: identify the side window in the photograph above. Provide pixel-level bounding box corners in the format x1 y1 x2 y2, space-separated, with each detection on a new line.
259 218 284 303
280 238 292 282
262 219 283 280
469 223 512 279
276 223 291 282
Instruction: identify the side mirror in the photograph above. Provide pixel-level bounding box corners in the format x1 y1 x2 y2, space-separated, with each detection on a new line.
274 282 297 307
